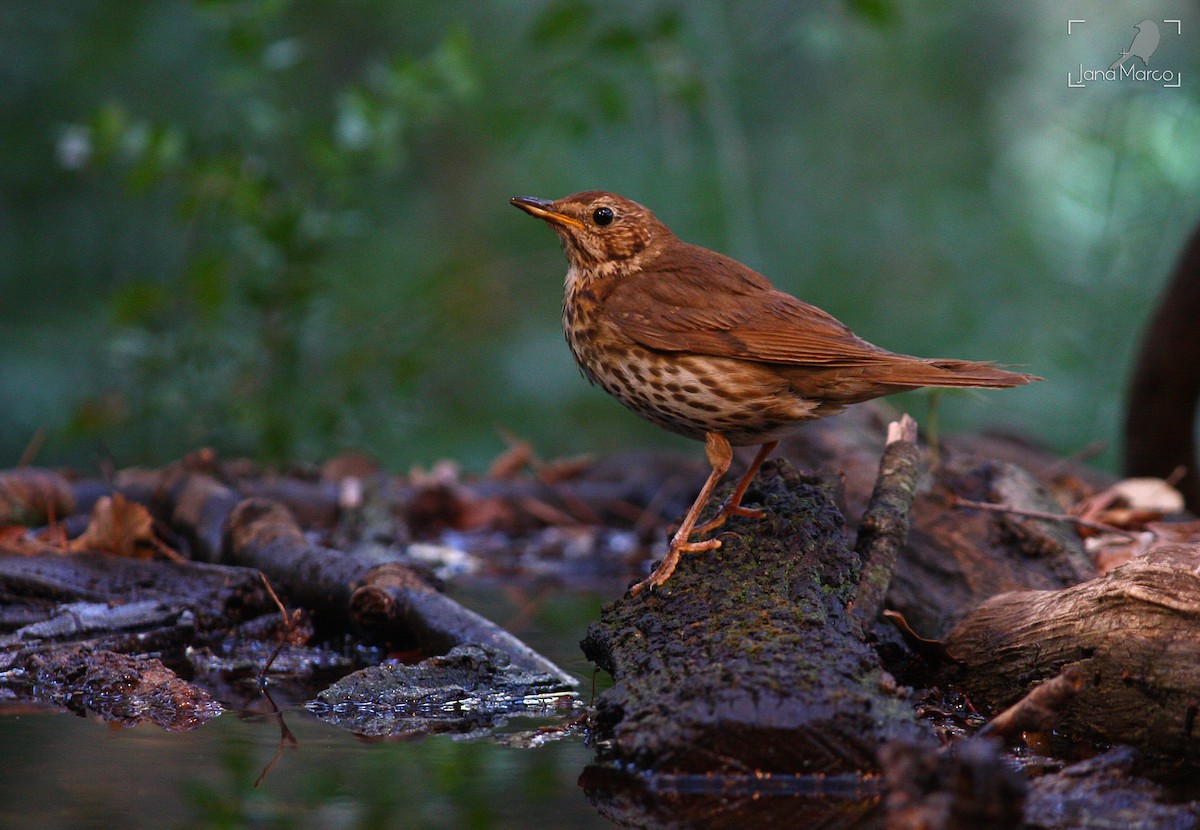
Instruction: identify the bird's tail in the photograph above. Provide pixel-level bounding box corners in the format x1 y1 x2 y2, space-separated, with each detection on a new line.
1109 53 1130 71
882 358 1041 390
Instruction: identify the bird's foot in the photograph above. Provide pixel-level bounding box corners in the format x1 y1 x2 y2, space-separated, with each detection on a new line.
692 500 767 536
628 535 722 596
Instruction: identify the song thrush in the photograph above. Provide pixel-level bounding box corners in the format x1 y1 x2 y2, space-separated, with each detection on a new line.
511 191 1038 595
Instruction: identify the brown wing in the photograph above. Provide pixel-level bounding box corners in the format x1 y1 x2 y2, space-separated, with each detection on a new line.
602 243 893 367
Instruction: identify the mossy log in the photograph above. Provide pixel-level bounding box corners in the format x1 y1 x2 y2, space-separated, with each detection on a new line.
581 459 926 774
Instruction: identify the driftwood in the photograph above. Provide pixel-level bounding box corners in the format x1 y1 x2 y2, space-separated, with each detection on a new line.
977 666 1084 742
945 543 1200 761
0 550 276 729
308 644 577 738
0 460 583 731
121 464 578 684
580 425 927 776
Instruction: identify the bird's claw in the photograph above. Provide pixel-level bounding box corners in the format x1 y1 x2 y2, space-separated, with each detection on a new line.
692 501 766 535
628 536 722 595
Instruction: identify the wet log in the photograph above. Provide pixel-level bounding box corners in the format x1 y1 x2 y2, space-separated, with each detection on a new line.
581 456 926 774
224 499 577 686
0 551 271 629
945 543 1200 761
0 600 184 649
308 644 577 738
93 469 581 685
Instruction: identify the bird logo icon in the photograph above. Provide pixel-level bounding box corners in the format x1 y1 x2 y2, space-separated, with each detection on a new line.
1110 19 1160 70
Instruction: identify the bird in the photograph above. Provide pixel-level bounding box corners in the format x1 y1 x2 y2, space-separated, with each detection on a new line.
510 191 1039 595
1110 19 1160 71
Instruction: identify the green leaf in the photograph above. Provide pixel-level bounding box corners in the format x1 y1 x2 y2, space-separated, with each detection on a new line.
847 0 899 27
111 280 169 327
531 0 593 46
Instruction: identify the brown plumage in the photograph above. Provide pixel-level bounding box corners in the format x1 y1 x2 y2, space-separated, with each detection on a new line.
511 190 1039 595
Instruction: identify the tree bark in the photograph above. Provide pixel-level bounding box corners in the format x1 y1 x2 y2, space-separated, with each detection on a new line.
945 543 1200 760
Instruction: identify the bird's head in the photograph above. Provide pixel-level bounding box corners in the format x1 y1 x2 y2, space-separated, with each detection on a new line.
510 191 671 277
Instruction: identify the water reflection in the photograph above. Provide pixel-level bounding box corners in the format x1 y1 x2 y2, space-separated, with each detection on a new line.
0 710 606 829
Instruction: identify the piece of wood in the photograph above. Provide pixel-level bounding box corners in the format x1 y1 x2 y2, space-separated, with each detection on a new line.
945 543 1200 760
581 459 925 774
884 458 1096 638
224 499 577 686
850 413 921 629
0 551 271 629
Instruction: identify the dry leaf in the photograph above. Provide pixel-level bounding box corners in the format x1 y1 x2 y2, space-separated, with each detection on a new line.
68 493 175 559
1108 477 1186 513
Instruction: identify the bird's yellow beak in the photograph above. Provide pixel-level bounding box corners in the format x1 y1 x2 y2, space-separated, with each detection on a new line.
510 196 586 229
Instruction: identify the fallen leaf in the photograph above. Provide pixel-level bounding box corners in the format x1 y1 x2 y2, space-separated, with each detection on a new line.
68 493 177 559
1108 477 1186 513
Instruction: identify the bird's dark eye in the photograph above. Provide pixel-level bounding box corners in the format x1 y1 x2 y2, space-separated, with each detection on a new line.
592 207 614 226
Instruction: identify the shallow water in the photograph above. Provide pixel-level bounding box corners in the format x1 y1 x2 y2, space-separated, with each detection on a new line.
0 708 609 829
0 586 614 830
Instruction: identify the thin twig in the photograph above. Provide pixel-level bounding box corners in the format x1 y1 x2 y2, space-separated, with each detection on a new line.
496 427 600 525
257 571 294 682
1042 439 1107 480
953 497 1136 539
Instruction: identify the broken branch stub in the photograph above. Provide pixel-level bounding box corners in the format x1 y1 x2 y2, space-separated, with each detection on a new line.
850 413 922 629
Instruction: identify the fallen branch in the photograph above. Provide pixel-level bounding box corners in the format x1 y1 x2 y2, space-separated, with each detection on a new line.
580 460 924 775
225 499 577 686
952 497 1135 539
978 665 1084 742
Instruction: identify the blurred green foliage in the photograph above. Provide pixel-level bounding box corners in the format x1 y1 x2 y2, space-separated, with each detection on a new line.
2 1 1198 472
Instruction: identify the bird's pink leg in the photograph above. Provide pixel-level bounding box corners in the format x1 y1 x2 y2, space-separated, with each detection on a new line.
691 440 778 535
629 432 733 595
